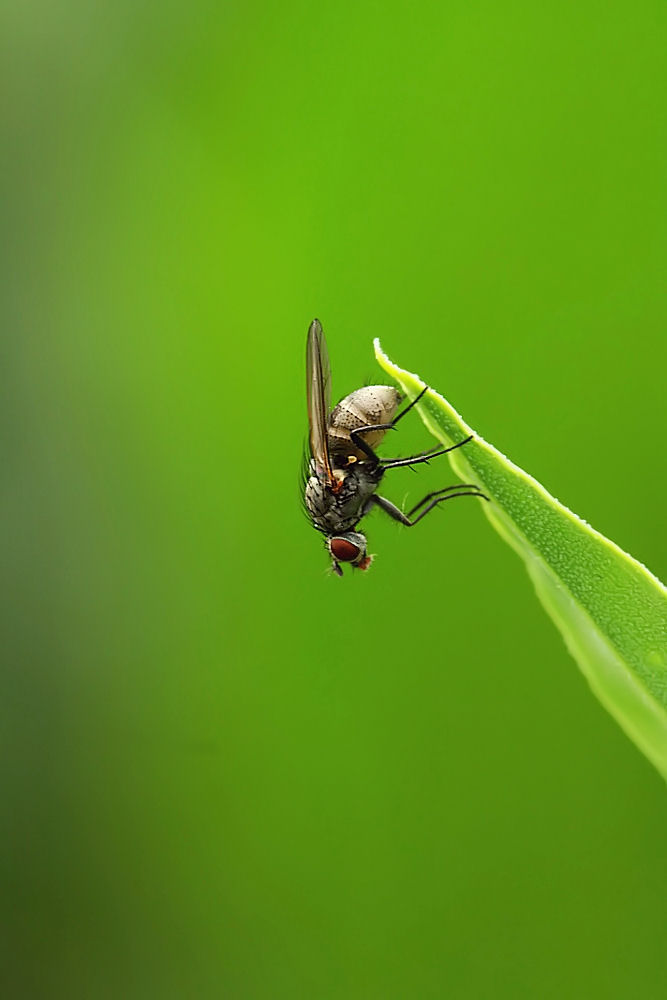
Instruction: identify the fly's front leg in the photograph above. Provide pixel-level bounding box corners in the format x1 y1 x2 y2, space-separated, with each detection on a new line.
407 484 488 516
370 487 488 526
368 494 412 525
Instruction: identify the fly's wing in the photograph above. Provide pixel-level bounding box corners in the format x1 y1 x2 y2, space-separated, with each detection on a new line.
306 318 336 486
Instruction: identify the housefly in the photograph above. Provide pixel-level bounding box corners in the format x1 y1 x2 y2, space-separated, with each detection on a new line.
304 318 488 575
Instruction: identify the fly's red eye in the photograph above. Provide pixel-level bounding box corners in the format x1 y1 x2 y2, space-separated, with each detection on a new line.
330 538 360 562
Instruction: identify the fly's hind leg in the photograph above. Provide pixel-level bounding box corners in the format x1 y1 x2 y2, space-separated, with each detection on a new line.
390 385 429 425
348 387 432 464
370 486 489 526
349 388 475 468
347 425 387 463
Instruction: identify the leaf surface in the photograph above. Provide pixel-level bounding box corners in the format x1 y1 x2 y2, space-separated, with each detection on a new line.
375 340 667 779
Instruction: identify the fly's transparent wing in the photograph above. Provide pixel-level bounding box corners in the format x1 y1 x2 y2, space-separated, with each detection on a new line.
306 318 335 485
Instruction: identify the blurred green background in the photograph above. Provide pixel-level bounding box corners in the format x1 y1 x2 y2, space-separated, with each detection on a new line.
3 1 666 997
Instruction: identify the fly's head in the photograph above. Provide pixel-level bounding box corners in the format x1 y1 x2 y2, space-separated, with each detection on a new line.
327 531 373 577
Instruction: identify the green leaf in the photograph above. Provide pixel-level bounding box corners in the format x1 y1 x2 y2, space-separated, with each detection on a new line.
374 340 667 779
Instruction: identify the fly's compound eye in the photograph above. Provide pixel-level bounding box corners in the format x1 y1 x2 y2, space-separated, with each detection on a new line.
329 537 361 563
327 532 370 571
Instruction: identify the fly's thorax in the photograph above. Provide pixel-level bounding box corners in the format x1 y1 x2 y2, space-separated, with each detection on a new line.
328 385 401 460
304 462 382 535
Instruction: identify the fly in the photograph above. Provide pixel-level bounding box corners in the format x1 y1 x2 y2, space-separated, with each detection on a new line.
304 318 489 575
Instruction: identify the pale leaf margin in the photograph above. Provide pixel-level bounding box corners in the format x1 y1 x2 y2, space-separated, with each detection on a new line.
375 339 667 779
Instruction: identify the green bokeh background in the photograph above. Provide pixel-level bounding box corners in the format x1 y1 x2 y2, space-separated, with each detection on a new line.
3 2 666 997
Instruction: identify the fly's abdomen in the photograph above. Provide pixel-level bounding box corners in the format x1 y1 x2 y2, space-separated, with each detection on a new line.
328 386 400 460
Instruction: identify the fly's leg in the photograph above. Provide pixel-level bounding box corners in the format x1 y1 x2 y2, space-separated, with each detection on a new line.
347 425 387 463
381 443 443 472
347 388 433 464
390 385 429 425
349 387 473 467
369 487 488 526
381 435 473 470
406 484 489 516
